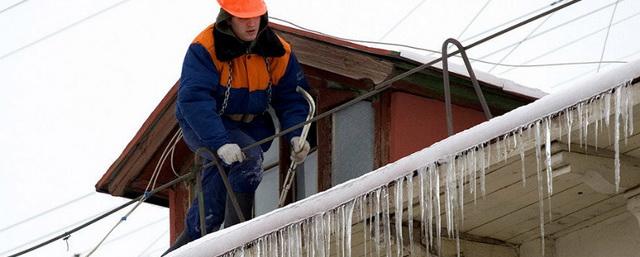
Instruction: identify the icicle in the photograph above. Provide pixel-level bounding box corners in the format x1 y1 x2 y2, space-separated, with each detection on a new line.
628 82 635 136
578 104 584 148
545 118 553 195
445 158 454 237
615 88 622 192
457 156 465 228
519 127 526 187
425 166 433 256
383 187 392 257
545 118 554 222
360 195 367 257
605 92 612 127
624 85 631 144
395 178 404 257
374 189 381 257
481 144 487 197
584 102 590 150
419 168 427 257
566 109 572 152
595 101 600 151
407 175 414 257
434 164 442 257
503 135 509 163
470 149 477 204
348 202 355 257
535 120 546 256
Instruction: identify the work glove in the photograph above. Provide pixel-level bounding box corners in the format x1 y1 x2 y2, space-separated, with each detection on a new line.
290 136 310 164
217 144 245 165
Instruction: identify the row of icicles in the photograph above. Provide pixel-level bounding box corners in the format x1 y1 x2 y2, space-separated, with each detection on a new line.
221 79 635 257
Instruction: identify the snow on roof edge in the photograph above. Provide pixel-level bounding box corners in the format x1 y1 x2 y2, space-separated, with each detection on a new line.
167 58 640 257
399 50 548 99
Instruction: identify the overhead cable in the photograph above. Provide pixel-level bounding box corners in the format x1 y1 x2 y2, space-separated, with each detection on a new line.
488 15 553 73
457 0 493 40
136 230 168 257
478 0 628 60
598 0 621 72
498 9 640 75
0 0 135 61
9 1 582 255
378 0 430 41
270 16 624 69
85 129 183 257
0 0 27 15
76 217 167 255
7 173 190 257
460 0 566 43
0 192 96 233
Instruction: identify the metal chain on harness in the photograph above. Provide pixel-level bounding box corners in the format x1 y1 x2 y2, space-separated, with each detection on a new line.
218 62 233 115
218 58 273 115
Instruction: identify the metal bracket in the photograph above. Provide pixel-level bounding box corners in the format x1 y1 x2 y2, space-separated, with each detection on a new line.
442 38 493 136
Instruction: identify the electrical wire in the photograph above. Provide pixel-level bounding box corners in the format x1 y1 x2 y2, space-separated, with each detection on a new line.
598 0 621 72
460 0 566 43
0 192 96 233
478 0 627 60
0 0 135 61
7 173 190 257
551 48 640 90
0 0 27 15
76 217 167 255
378 0 430 41
487 15 553 73
457 0 493 40
85 129 183 257
498 8 640 75
136 230 169 257
1 203 121 256
270 16 624 69
8 1 581 255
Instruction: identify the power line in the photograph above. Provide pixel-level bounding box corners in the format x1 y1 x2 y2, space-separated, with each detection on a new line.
0 0 28 15
598 0 621 72
8 1 581 255
0 0 135 62
0 192 96 233
137 230 168 257
378 0 430 41
76 217 167 255
488 14 553 73
2 204 119 256
478 0 628 60
460 0 566 43
7 173 190 257
457 0 493 40
551 48 640 89
497 8 640 75
271 16 624 69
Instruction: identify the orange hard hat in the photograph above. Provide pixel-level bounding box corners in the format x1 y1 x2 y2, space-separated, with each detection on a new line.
217 0 267 18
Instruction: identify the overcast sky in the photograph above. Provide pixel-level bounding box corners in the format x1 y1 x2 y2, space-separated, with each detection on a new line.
1 0 639 256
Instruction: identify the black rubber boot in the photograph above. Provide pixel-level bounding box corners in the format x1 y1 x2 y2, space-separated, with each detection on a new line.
224 192 254 228
161 231 191 256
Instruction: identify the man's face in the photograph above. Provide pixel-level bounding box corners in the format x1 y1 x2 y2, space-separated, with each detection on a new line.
230 16 261 42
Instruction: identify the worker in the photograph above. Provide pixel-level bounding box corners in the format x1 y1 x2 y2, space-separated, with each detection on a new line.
162 0 311 254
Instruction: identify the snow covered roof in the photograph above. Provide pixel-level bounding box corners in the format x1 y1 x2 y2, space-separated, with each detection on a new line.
399 50 547 99
166 58 640 257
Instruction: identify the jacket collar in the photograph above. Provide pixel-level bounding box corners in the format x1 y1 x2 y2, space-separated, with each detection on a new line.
213 23 285 62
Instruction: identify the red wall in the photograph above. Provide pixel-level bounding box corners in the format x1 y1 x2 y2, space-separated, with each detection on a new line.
389 92 487 162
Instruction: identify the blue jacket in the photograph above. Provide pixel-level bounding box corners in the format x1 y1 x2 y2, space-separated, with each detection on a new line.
176 23 310 153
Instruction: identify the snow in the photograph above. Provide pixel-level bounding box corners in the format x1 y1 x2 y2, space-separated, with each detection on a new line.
399 50 548 99
166 58 640 257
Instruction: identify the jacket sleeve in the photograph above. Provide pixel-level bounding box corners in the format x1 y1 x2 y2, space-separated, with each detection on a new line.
177 43 230 151
271 53 311 142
